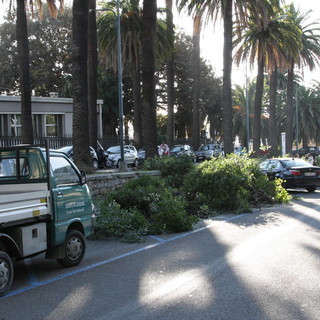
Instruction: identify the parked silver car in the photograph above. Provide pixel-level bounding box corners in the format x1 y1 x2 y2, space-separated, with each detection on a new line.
195 144 224 162
106 145 139 168
170 144 195 161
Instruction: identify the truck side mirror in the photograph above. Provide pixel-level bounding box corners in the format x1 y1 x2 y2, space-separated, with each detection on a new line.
80 170 86 185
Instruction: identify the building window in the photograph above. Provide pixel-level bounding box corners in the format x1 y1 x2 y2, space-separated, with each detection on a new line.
46 114 58 136
10 114 21 137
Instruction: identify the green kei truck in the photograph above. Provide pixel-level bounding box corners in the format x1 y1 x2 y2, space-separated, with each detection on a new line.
0 145 96 297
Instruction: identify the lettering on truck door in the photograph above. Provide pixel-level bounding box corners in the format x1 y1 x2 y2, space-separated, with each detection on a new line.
50 156 90 244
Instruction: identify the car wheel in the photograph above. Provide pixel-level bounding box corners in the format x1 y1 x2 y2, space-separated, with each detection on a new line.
57 230 86 267
305 186 317 193
105 158 113 168
92 159 99 170
133 158 139 167
116 160 121 168
0 251 13 297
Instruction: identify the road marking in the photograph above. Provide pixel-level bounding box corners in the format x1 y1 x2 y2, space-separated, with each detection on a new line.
0 213 248 300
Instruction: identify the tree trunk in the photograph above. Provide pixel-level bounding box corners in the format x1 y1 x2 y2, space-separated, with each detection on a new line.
252 57 265 153
222 0 233 154
141 0 157 158
269 69 278 156
16 0 33 144
131 54 143 149
286 61 294 154
166 0 174 148
192 14 201 151
72 0 91 171
88 0 98 151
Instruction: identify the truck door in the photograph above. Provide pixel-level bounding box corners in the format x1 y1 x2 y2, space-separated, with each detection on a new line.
49 155 92 246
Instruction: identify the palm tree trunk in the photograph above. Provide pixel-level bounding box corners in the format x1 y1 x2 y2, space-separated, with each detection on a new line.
252 57 265 153
16 0 33 144
72 0 91 171
269 69 278 156
88 0 98 150
131 54 143 149
192 14 201 151
166 0 175 148
222 0 233 154
141 0 158 158
286 61 294 154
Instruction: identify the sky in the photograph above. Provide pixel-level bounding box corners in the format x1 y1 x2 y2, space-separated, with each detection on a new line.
1 0 320 87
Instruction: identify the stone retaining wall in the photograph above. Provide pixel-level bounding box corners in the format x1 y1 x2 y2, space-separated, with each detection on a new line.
86 170 161 200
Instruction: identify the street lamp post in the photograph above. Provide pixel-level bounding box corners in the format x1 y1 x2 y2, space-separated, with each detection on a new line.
91 0 126 170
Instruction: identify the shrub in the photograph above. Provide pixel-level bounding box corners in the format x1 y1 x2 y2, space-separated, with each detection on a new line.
148 196 198 234
142 155 195 188
95 201 149 242
183 154 289 214
97 175 198 239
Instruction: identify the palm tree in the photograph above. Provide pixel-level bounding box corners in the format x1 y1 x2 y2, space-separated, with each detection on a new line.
16 0 33 144
141 0 157 158
72 0 92 171
191 14 201 151
177 0 281 154
284 5 320 153
14 0 63 144
166 0 175 148
297 85 320 147
234 4 301 154
88 0 98 151
97 0 173 152
232 81 255 147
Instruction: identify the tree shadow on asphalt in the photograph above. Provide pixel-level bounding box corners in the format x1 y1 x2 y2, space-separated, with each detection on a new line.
2 191 320 320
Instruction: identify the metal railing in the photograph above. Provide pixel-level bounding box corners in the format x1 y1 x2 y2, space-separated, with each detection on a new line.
0 136 73 149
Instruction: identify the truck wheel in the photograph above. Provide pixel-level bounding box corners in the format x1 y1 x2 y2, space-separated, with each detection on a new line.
0 251 13 297
57 230 86 268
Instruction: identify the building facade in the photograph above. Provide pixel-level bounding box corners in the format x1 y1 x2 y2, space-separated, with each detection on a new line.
0 95 103 145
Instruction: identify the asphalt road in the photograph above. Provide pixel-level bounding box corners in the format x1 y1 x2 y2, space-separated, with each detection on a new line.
1 190 320 320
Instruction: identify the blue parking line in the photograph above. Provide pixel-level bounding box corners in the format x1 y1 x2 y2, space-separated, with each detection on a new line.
1 212 249 300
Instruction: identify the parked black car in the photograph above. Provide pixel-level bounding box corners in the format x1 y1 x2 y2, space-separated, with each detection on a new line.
260 157 320 192
56 146 104 170
292 146 320 158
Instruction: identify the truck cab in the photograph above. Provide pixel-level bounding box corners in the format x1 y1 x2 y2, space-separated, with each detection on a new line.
0 145 95 297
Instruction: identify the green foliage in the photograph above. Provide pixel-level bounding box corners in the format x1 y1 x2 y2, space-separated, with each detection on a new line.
273 178 292 204
96 175 198 240
142 155 195 188
183 154 289 214
95 201 149 242
0 5 73 96
95 155 291 242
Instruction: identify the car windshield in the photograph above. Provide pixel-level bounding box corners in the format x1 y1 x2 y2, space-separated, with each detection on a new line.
282 159 311 167
198 145 209 151
58 146 72 153
107 146 120 154
171 146 183 152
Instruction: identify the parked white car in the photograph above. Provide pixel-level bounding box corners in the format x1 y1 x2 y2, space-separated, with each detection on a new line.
106 145 139 168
